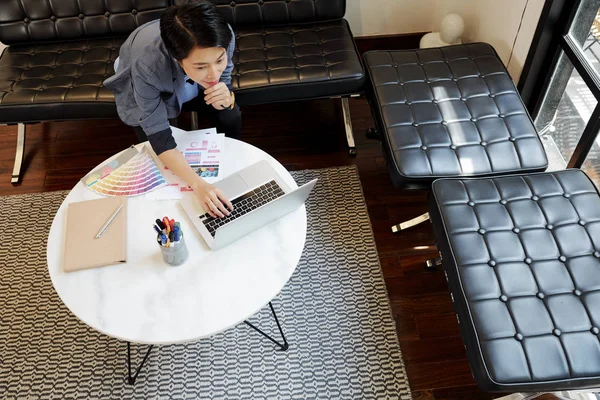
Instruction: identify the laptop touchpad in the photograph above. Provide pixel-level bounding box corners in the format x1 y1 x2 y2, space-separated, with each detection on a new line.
215 173 248 199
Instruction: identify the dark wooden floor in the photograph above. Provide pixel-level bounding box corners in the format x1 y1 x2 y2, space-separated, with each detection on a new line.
1 96 510 400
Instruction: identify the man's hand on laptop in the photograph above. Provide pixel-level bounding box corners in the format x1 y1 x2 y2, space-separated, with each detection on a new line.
193 180 233 218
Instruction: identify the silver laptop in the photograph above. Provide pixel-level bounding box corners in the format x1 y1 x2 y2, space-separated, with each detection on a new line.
180 160 317 249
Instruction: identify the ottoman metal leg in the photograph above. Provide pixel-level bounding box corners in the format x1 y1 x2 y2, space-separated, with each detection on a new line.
391 212 430 233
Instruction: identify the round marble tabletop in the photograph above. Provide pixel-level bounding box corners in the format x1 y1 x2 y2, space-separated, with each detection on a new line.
47 131 307 345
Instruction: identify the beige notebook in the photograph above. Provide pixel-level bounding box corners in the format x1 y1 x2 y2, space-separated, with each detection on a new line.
63 196 127 272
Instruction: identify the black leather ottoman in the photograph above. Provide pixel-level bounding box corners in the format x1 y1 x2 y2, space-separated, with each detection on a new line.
429 169 600 393
364 43 548 190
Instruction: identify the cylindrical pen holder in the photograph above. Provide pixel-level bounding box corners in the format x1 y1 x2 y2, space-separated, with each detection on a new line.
158 234 189 266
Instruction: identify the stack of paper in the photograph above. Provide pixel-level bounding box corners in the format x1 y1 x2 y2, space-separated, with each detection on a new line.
179 127 225 180
145 127 225 201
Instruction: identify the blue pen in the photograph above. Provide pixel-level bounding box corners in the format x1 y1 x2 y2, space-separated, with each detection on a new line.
153 225 162 235
161 234 167 246
174 226 180 242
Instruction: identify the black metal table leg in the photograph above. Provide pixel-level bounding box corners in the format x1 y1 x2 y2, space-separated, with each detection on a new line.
127 342 154 385
124 301 286 385
244 301 289 351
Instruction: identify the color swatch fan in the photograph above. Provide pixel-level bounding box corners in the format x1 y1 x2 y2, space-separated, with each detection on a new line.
82 147 166 196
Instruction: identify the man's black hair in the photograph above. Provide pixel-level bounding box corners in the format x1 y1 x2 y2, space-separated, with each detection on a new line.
160 0 232 61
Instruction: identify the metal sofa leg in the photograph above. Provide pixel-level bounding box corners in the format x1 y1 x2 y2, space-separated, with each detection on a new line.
493 394 543 400
365 127 379 140
494 391 596 399
425 257 442 270
190 111 199 130
11 123 26 185
341 97 357 156
391 212 430 233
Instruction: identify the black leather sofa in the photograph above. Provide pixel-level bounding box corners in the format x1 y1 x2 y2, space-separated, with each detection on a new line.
193 0 364 106
0 0 364 184
180 0 364 154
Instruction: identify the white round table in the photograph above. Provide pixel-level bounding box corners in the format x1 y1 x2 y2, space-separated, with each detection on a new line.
47 133 307 382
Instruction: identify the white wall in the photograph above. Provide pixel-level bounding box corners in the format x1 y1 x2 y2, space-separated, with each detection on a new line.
432 0 544 83
506 0 545 83
345 0 545 83
345 0 435 36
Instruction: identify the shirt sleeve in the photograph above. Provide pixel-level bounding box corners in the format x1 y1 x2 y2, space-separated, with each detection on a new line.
132 60 177 155
220 25 236 90
147 127 177 155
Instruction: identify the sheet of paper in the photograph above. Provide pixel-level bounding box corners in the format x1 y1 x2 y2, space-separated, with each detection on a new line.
145 127 225 201
144 183 182 201
178 128 224 181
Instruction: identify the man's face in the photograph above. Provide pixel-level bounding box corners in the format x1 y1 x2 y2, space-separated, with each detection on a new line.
179 46 228 89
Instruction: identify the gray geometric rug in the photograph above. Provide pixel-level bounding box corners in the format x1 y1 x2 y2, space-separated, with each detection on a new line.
0 166 412 400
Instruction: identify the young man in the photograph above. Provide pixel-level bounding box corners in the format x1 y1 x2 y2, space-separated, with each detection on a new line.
104 0 239 218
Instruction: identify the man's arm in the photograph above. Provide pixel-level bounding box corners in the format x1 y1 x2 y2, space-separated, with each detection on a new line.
132 60 173 138
157 149 231 217
132 61 232 217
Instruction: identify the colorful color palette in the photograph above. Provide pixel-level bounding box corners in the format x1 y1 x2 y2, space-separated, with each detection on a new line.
84 148 166 197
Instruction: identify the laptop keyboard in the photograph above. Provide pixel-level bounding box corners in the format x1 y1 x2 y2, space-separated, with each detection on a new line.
200 180 285 237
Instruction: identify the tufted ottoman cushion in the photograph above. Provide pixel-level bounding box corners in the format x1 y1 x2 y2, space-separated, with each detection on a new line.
364 43 548 189
429 169 600 392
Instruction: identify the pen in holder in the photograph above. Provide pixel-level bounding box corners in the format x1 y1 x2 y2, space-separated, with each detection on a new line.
157 233 189 266
154 218 188 266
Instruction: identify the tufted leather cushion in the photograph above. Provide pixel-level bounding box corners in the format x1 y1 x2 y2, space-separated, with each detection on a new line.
430 169 600 392
364 43 548 189
0 0 169 45
0 38 123 124
229 19 364 106
173 0 346 27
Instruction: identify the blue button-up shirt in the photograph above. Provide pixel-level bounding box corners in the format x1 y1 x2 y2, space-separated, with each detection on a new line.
104 20 235 154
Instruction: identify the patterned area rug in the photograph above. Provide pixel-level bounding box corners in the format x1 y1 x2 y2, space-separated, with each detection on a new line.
0 166 412 400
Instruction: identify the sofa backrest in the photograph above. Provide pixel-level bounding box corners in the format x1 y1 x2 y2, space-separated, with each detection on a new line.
0 0 170 45
174 0 346 27
0 0 347 45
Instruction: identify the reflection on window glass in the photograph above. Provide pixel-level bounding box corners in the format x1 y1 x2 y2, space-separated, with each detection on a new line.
535 52 598 172
569 0 600 75
582 154 600 188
